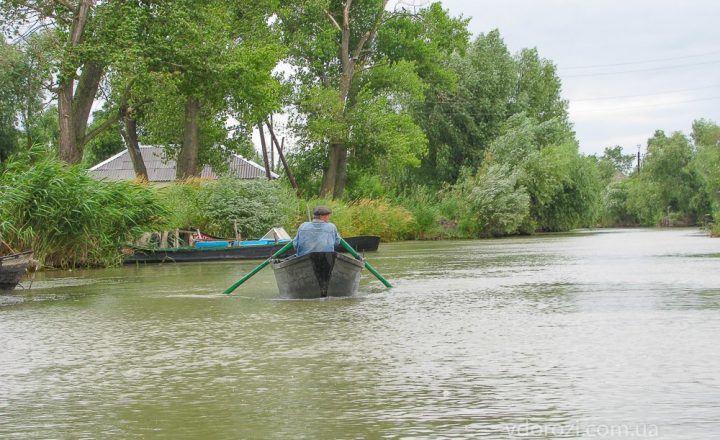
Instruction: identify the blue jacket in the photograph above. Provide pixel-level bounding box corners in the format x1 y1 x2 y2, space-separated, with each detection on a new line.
293 220 341 256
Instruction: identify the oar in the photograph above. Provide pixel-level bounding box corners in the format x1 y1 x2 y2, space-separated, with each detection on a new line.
223 241 294 294
339 238 392 288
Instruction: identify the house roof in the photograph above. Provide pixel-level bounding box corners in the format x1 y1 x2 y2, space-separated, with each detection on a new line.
89 146 278 181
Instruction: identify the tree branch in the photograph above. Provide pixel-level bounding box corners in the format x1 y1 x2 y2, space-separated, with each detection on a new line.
83 111 120 146
324 10 341 31
351 0 390 62
53 0 76 12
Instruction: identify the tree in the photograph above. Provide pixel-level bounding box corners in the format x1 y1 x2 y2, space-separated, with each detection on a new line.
483 113 601 231
0 35 21 161
691 119 720 215
414 30 512 184
0 1 125 163
107 0 283 179
628 130 709 224
602 145 635 176
510 48 569 128
281 1 468 198
411 30 570 187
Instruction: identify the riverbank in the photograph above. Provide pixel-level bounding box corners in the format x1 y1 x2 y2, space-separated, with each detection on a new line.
2 149 717 269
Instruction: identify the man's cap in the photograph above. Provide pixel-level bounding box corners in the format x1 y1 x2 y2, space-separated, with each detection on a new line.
313 206 332 216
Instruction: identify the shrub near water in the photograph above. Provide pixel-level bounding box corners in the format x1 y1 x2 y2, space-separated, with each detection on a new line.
158 177 297 239
302 198 415 241
0 148 166 268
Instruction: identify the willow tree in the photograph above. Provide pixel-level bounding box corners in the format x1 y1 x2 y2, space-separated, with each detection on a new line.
413 31 571 186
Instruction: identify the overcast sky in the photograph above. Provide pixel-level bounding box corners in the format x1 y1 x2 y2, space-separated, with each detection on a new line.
433 0 720 156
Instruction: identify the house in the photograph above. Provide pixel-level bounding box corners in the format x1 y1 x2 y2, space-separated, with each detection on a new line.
89 146 278 182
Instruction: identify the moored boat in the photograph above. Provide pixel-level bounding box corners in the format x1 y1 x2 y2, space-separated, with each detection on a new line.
0 251 34 290
124 227 292 264
123 242 289 263
271 251 364 299
123 231 379 264
337 235 380 252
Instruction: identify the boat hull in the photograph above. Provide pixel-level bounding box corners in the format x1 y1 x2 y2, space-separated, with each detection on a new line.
123 235 380 264
0 251 34 290
337 235 380 252
123 243 288 264
271 252 364 299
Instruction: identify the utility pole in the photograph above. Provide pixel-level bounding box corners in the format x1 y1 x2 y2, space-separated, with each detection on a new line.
637 144 641 174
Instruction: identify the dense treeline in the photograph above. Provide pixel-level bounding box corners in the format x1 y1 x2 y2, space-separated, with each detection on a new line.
1 1 719 267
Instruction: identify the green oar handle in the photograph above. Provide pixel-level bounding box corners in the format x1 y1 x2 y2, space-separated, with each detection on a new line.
223 241 294 294
339 238 392 288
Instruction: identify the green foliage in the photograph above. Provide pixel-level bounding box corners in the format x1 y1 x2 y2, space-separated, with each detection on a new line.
601 145 636 177
0 147 166 267
511 48 569 128
95 0 285 174
480 114 601 232
396 185 444 239
414 30 515 184
413 30 571 187
282 1 467 196
345 173 387 200
301 198 416 241
82 107 124 167
158 177 297 239
601 180 638 226
449 165 530 237
639 130 708 225
0 32 56 159
0 35 22 161
692 119 720 214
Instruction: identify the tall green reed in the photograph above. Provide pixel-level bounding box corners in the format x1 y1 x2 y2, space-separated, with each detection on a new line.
0 147 167 268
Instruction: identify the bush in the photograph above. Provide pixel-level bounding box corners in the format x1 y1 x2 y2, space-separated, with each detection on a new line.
300 198 415 241
157 177 298 239
449 164 530 237
0 147 166 268
397 186 443 239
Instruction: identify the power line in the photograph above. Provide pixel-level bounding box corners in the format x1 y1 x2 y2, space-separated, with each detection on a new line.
561 49 720 70
563 59 720 78
568 84 720 102
570 96 720 114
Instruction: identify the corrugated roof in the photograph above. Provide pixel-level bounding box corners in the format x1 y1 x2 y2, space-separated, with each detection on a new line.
89 146 278 181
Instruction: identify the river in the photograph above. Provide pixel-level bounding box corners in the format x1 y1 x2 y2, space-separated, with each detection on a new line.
1 228 719 439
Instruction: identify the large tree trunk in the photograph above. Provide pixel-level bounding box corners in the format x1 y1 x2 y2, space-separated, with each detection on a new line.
320 143 343 197
57 82 79 163
319 1 387 198
57 0 99 164
72 62 104 148
176 96 201 179
120 109 148 180
333 146 348 198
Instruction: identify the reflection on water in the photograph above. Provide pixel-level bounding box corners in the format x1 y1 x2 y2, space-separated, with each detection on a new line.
1 228 719 438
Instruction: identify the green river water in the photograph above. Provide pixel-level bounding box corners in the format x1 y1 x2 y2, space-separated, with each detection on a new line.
1 228 719 439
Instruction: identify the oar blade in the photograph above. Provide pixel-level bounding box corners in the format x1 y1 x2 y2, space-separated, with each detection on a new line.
223 241 294 294
339 238 392 288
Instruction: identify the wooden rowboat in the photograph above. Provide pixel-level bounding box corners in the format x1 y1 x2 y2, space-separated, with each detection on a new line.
271 252 364 299
0 251 34 291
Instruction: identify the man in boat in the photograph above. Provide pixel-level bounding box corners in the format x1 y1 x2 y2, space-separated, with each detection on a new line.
293 206 341 256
